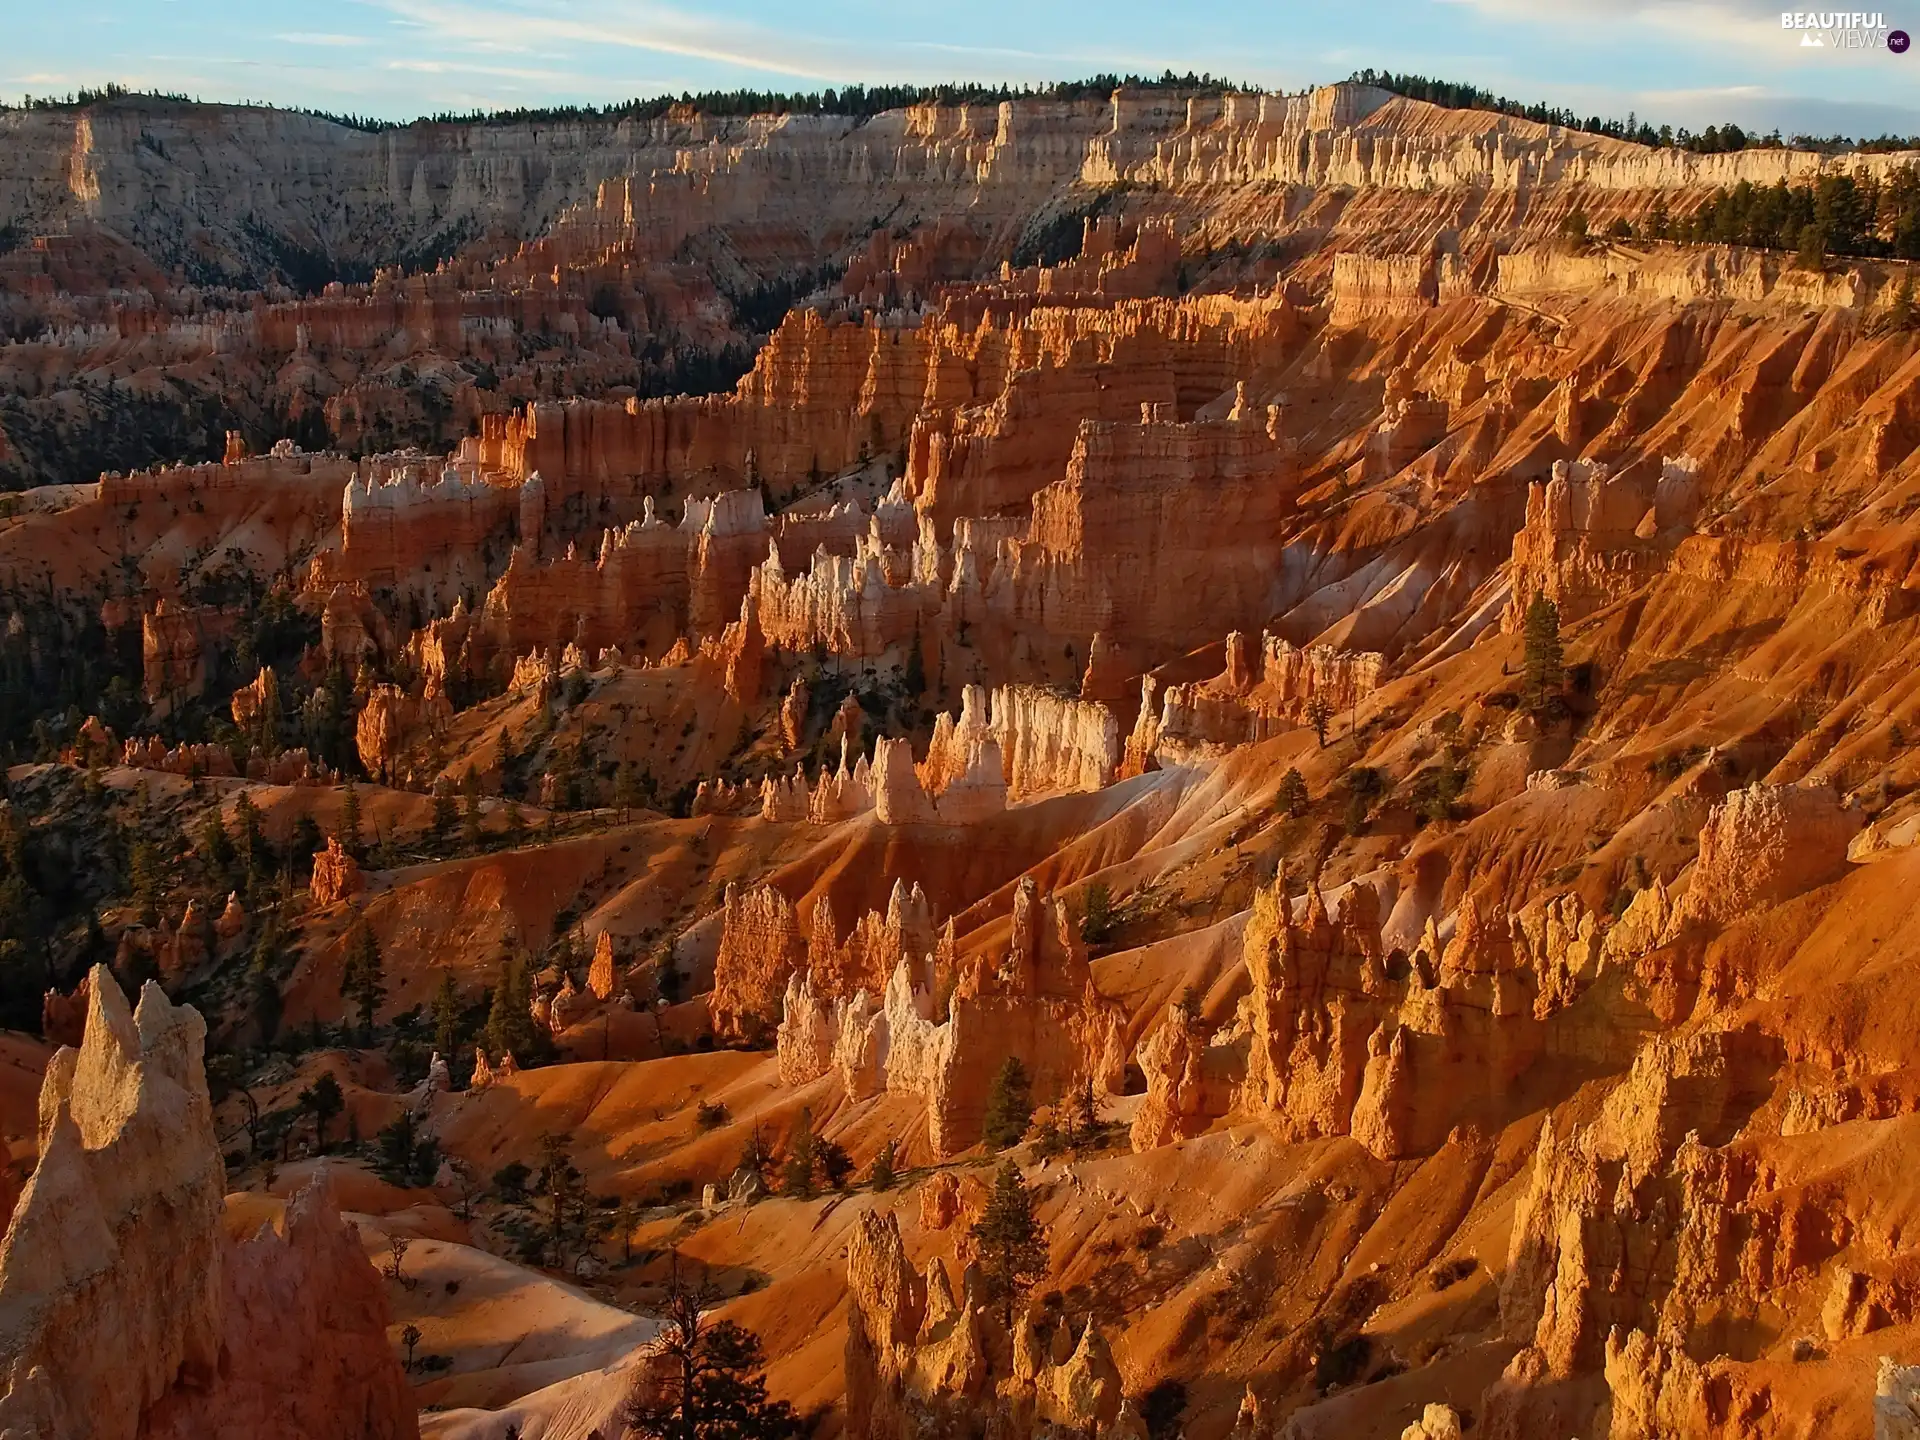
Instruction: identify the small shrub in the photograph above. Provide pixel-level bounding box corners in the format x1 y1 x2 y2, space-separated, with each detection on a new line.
695 1099 731 1130
492 1160 532 1201
1427 1256 1478 1292
1080 881 1116 945
1139 1380 1188 1440
1315 1332 1373 1392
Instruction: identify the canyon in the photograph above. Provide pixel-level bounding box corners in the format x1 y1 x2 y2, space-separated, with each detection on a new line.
1 74 1919 1440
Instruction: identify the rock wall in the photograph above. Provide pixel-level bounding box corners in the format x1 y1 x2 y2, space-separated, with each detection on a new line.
1139 631 1385 763
1485 1029 1780 1440
10 87 1912 292
1330 253 1438 326
329 456 519 605
709 883 808 1044
985 406 1298 655
1208 879 1623 1161
989 686 1121 799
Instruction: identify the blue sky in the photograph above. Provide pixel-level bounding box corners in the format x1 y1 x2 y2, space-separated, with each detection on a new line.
6 0 1918 137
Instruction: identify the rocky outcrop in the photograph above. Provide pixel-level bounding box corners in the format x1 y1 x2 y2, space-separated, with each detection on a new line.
984 406 1299 656
766 876 1121 1156
775 882 937 1088
881 879 1125 1155
0 965 414 1440
709 883 807 1044
145 1179 417 1440
140 599 223 706
1140 632 1385 763
0 967 226 1440
1131 998 1238 1150
845 1210 1131 1440
1676 781 1860 928
1399 1405 1464 1440
1485 1029 1777 1438
1330 253 1438 326
325 457 518 608
989 686 1121 799
1193 877 1611 1162
1877 1357 1920 1440
40 974 90 1050
1502 457 1698 632
354 681 454 786
308 837 364 905
229 665 279 735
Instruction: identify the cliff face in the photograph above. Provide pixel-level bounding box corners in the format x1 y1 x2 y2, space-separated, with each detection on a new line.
0 966 414 1440
988 408 1298 654
10 86 1908 285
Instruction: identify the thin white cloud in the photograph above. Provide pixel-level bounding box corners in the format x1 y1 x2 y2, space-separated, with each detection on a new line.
384 57 574 81
367 0 868 80
274 33 371 48
362 0 1167 85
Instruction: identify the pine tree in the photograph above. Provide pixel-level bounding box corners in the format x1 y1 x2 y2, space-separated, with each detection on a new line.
504 800 527 844
129 838 162 926
981 1056 1034 1150
971 1160 1048 1326
622 1256 803 1440
614 761 645 819
484 955 536 1064
430 778 456 840
299 1070 344 1147
782 1109 817 1197
461 779 484 850
1079 881 1115 944
432 973 463 1061
537 1132 586 1266
1067 1074 1100 1148
232 790 264 881
1306 696 1333 749
292 809 323 869
200 808 235 874
1889 273 1915 333
341 922 386 1042
338 779 362 855
903 624 926 698
737 1126 773 1187
1277 767 1310 819
817 1134 853 1190
867 1138 897 1191
1521 594 1565 714
1797 221 1829 270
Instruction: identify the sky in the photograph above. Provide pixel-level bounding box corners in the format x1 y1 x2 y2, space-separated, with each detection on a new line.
5 0 1918 138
